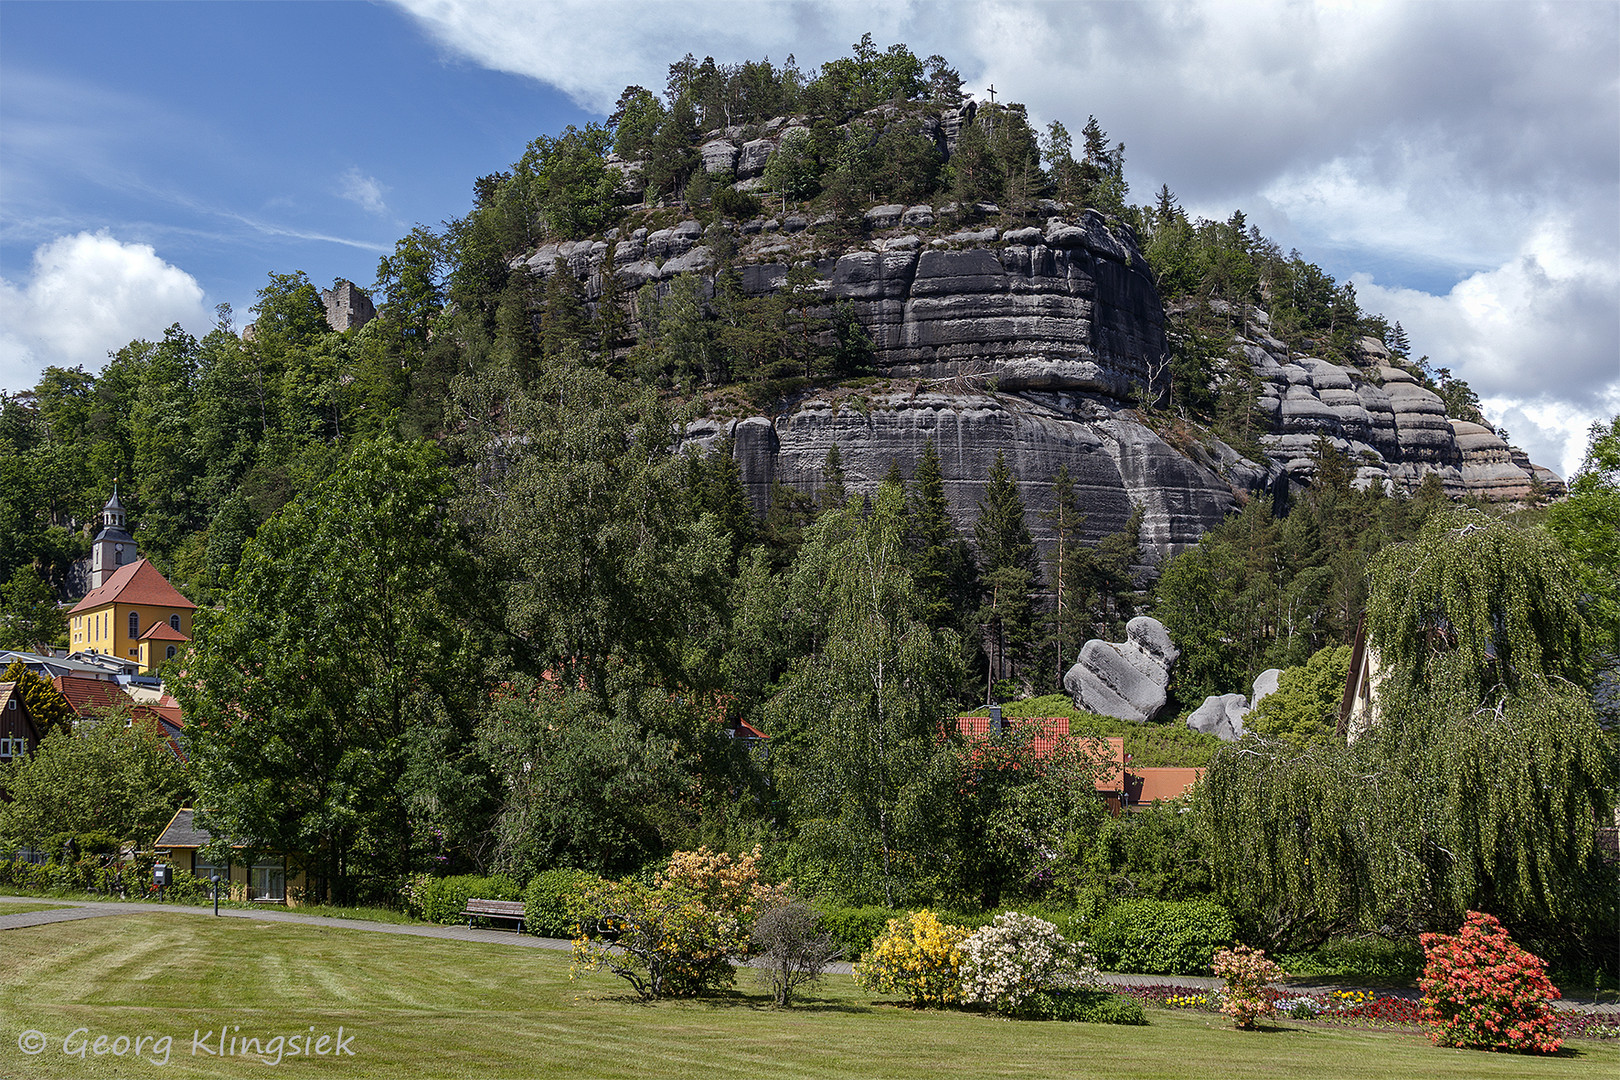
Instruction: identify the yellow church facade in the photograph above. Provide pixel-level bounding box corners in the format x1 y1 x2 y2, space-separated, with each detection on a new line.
68 487 195 674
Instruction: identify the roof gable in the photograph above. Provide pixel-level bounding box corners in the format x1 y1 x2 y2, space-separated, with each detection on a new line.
138 621 189 641
52 675 136 715
70 559 196 615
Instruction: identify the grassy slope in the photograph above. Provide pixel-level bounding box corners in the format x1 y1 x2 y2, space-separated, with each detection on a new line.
3 915 1614 1079
963 694 1226 768
0 902 72 915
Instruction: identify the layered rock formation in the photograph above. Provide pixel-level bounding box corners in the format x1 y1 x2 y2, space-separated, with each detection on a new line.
1062 616 1179 723
1185 668 1282 742
515 120 1561 560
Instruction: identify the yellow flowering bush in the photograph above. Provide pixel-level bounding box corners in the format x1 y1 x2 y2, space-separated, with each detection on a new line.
852 909 969 1006
572 846 789 999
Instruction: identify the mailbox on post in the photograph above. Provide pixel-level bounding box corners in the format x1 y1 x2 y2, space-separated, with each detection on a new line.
152 863 172 899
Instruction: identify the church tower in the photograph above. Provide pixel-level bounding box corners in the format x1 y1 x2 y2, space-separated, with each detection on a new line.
90 482 136 589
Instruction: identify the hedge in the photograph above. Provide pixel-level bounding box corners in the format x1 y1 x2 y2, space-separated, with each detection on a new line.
1089 898 1236 975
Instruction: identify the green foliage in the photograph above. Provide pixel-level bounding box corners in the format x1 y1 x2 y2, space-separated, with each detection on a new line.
1054 800 1212 919
1546 414 1620 656
174 437 489 903
1276 936 1423 983
973 695 1224 768
0 661 75 736
1016 988 1148 1024
769 481 963 908
411 873 521 925
1088 898 1237 975
0 719 188 852
810 903 894 962
1247 645 1351 750
523 868 603 937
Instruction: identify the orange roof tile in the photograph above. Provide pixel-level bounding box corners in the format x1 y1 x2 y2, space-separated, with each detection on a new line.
52 675 137 716
956 716 1125 791
69 559 196 615
137 621 189 641
1126 767 1205 805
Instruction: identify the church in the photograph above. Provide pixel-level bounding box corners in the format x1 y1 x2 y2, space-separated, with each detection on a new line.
67 486 195 675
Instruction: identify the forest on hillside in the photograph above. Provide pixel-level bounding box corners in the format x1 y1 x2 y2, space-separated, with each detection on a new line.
2 37 1616 978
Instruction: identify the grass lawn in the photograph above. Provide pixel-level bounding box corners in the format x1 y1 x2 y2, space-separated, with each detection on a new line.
0 902 73 916
3 914 1615 1079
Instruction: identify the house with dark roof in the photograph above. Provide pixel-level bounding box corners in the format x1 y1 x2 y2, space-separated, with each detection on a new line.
154 808 307 905
0 682 43 763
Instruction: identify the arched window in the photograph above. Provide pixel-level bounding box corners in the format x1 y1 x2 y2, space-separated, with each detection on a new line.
129 611 140 638
165 645 177 660
170 614 181 632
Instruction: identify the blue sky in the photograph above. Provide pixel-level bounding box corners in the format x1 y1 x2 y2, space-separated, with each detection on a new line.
3 1 1616 477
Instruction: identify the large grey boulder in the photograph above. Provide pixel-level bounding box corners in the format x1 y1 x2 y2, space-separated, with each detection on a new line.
700 139 739 174
1063 616 1179 723
1187 694 1249 741
1250 669 1282 710
737 138 774 178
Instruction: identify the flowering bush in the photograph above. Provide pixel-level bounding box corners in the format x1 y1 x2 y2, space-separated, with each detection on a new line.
958 911 1098 1015
852 909 969 1006
571 846 787 1000
1419 910 1563 1054
1211 945 1284 1030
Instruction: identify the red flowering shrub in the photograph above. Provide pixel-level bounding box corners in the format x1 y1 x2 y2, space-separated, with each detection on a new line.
1419 911 1563 1054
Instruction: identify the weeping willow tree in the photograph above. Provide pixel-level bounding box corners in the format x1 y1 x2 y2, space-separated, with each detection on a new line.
1201 510 1615 964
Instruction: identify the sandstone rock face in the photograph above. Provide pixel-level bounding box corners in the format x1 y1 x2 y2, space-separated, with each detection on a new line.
1187 694 1249 741
684 391 1253 558
1063 616 1180 723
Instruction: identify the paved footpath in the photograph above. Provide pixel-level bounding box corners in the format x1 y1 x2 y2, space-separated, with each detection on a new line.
4 895 1615 1014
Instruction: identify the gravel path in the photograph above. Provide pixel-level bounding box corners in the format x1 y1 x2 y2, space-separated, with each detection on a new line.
4 894 1615 1013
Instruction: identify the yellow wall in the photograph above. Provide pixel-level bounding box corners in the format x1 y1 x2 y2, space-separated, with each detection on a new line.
71 603 192 663
159 849 308 906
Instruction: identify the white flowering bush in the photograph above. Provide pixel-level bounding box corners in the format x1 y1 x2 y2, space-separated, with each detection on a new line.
958 911 1099 1015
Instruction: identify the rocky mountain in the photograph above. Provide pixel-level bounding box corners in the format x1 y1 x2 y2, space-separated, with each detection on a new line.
513 116 1560 564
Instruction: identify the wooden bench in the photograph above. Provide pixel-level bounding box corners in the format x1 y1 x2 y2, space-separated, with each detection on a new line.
461 897 526 933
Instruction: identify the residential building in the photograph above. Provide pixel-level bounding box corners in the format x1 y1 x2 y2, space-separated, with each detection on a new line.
0 682 42 762
154 808 307 905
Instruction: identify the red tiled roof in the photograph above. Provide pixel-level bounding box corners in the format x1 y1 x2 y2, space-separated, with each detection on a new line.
956 716 1125 791
69 559 196 615
1126 767 1205 805
138 621 189 641
52 675 137 716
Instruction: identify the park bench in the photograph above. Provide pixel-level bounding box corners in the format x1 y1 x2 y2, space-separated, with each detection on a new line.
462 897 526 933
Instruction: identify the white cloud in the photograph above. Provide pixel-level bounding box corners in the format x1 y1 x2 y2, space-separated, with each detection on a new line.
338 167 390 215
1354 217 1620 479
0 232 211 393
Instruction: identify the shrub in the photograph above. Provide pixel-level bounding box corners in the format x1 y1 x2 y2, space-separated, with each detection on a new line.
1017 989 1148 1025
1419 910 1563 1054
958 911 1098 1015
523 868 601 937
812 903 893 962
1089 898 1235 975
414 874 521 925
1278 936 1423 983
1212 945 1284 1030
852 910 969 1007
571 846 785 1000
752 901 840 1006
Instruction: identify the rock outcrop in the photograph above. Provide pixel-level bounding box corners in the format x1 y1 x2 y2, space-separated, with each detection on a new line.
516 120 1562 562
1063 616 1179 723
1186 694 1249 742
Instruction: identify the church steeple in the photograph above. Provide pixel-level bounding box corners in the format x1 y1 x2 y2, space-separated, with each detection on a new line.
90 480 137 589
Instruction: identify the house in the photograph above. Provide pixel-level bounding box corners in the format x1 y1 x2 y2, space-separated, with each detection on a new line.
956 713 1203 813
0 682 42 763
51 674 185 760
153 808 307 905
1338 617 1382 743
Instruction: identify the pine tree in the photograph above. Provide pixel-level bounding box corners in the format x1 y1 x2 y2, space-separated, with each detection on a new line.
974 452 1039 695
819 443 847 514
908 439 977 633
1042 465 1088 689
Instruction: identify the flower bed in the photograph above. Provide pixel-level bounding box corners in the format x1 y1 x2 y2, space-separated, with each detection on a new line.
1106 981 1620 1039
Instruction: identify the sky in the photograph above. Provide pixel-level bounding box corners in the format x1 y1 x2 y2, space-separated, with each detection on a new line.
1 0 1615 478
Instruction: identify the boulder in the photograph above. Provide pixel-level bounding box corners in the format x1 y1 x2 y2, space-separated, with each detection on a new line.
864 203 907 229
737 138 774 178
1063 616 1179 723
901 205 935 228
1187 694 1249 742
700 139 739 174
1250 669 1282 710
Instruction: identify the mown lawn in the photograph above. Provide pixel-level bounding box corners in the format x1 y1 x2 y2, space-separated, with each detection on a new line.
0 902 73 916
2 914 1614 1079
